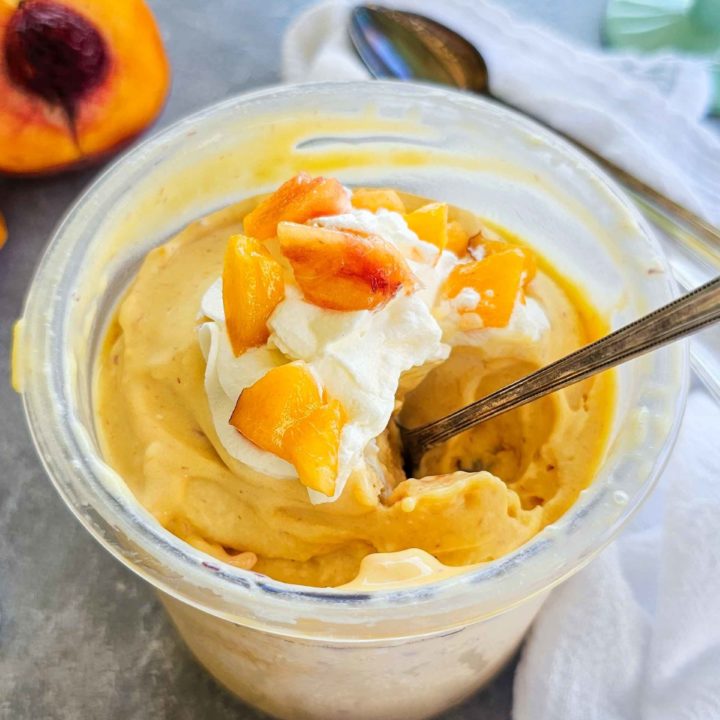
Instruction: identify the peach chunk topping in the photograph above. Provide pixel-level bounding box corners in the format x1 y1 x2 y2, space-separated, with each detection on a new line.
244 173 351 240
403 202 448 253
222 234 284 356
351 188 406 213
277 221 417 312
445 220 470 257
284 399 347 496
230 364 322 456
229 364 346 496
477 235 537 285
443 247 536 328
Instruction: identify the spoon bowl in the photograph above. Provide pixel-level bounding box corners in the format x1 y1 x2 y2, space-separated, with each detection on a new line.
349 6 488 91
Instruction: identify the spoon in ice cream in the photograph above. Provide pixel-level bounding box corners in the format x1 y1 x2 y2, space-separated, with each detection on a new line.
399 275 720 472
349 5 720 253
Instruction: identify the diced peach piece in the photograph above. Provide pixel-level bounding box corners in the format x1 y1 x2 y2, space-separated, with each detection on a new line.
511 244 536 285
0 212 6 250
444 249 530 328
490 240 537 287
404 202 448 252
244 173 351 240
446 220 469 257
477 237 510 256
477 236 537 285
222 234 285 356
520 247 537 285
278 221 417 311
351 188 406 213
283 399 346 497
229 363 322 457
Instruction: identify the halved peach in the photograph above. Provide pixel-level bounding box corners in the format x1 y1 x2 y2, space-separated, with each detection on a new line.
244 173 351 240
443 249 533 328
404 202 448 252
445 220 469 257
222 234 284 356
278 221 417 312
351 187 406 213
229 363 322 457
476 237 509 256
284 399 346 497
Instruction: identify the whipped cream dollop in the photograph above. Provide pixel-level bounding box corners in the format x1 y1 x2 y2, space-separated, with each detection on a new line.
198 206 549 503
436 290 550 354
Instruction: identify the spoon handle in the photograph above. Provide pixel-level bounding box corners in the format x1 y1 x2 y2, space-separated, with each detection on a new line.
496 97 720 402
403 276 720 463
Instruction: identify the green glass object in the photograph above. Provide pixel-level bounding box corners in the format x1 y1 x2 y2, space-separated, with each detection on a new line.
604 0 720 114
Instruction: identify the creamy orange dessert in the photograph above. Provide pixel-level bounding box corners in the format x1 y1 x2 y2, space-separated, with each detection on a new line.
96 173 614 587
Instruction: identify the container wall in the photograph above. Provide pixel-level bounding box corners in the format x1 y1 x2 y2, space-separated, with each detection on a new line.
160 590 547 720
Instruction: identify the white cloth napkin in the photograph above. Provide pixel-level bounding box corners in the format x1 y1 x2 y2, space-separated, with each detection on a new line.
283 2 720 718
514 389 720 720
283 0 720 225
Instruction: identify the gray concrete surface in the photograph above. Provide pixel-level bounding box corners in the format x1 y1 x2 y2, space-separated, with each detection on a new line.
0 2 609 718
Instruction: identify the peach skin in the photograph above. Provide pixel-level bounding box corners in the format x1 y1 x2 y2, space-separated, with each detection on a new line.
278 221 417 312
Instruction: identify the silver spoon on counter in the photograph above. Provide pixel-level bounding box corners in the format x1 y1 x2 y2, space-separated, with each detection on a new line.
400 275 720 472
349 5 720 254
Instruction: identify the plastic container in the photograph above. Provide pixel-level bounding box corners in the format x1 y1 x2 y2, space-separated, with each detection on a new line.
17 82 687 720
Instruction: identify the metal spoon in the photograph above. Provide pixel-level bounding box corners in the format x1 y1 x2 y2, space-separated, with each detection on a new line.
400 275 720 472
349 5 720 255
350 3 720 404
